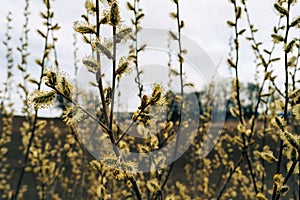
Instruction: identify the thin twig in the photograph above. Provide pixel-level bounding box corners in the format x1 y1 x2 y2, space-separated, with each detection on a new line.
109 26 117 134
133 0 143 99
95 0 109 126
275 160 299 200
14 2 52 198
271 2 291 199
155 2 184 199
216 156 244 200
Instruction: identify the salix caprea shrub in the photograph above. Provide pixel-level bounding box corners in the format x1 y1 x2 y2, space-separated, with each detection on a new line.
1 0 299 199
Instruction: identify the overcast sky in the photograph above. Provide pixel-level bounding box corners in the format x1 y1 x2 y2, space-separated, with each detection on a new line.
0 0 299 116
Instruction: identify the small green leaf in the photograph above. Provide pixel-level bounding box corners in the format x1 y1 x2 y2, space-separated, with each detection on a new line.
271 34 284 43
270 58 280 63
138 44 147 52
43 0 50 9
287 56 296 67
259 56 267 67
227 59 236 68
178 54 184 63
274 3 288 16
180 20 185 29
51 23 60 30
169 12 177 19
24 74 30 80
285 39 296 53
40 12 47 19
35 59 43 67
136 13 145 22
238 29 246 35
29 79 39 85
263 49 272 55
170 68 180 76
236 6 242 19
18 65 26 72
126 2 134 11
260 93 271 97
227 20 235 27
291 16 300 27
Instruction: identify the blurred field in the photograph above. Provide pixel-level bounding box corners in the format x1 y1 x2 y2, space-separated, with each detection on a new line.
1 115 298 199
